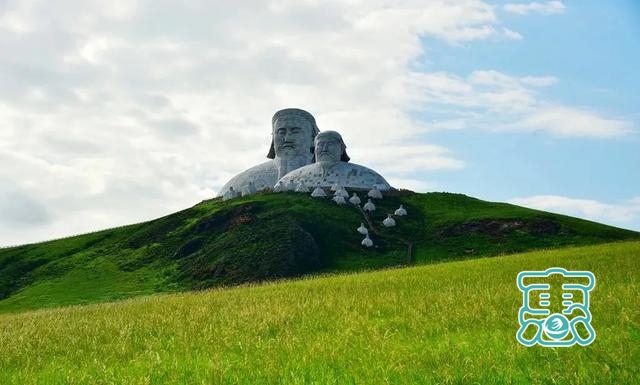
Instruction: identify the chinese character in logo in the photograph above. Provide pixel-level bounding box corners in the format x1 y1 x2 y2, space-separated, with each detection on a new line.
517 267 596 347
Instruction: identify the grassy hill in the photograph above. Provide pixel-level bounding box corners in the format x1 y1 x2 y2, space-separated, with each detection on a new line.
1 191 638 313
1 241 638 384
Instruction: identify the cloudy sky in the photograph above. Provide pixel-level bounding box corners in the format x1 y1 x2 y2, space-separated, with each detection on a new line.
1 0 639 246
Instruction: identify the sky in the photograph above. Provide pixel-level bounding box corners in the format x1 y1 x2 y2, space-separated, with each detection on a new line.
1 0 639 247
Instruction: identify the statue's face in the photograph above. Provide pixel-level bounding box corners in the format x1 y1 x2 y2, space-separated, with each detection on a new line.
272 116 313 157
315 134 342 163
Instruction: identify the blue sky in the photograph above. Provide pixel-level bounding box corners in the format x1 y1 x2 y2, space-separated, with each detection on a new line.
415 1 640 225
0 0 638 246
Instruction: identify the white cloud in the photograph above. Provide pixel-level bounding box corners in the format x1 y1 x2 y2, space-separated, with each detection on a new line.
502 27 523 41
353 144 466 175
406 70 540 114
0 185 52 227
353 1 499 44
407 70 634 137
0 0 632 246
504 1 566 15
1 0 502 246
384 178 438 193
519 76 558 87
508 195 640 231
77 36 119 65
0 0 38 34
468 70 556 89
513 106 634 137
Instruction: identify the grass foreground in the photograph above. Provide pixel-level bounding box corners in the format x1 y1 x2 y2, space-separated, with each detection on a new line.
1 241 639 384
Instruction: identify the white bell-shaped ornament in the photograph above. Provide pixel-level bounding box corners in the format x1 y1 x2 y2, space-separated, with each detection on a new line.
349 193 361 205
383 214 396 227
332 195 346 205
222 186 238 201
311 186 327 198
367 186 383 199
361 234 373 247
337 188 349 198
295 183 310 193
241 181 257 196
363 199 376 212
394 205 407 216
357 222 368 235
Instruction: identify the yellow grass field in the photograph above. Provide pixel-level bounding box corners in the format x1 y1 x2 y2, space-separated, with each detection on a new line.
1 241 639 384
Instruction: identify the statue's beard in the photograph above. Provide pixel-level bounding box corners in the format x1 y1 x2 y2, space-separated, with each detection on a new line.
278 145 297 155
275 152 313 179
317 152 338 162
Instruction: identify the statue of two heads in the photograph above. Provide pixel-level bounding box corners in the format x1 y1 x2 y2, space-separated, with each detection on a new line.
267 108 349 163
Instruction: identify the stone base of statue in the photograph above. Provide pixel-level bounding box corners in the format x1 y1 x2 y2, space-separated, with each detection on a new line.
275 161 391 191
218 161 278 196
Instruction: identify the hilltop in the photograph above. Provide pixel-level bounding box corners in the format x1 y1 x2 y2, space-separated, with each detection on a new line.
0 191 637 312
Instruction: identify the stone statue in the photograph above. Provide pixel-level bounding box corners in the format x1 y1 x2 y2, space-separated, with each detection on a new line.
217 108 319 197
274 130 392 191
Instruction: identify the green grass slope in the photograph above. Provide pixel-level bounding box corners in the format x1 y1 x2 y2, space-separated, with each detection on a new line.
0 191 638 313
1 241 638 384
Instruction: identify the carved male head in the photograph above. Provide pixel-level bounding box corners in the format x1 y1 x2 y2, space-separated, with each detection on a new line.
267 108 319 159
314 130 350 163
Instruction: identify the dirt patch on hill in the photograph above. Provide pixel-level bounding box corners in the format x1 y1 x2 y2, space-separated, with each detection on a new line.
195 204 257 233
439 218 563 238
